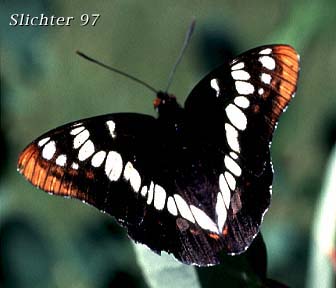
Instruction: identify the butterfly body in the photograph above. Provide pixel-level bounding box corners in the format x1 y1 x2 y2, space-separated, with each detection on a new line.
18 45 299 266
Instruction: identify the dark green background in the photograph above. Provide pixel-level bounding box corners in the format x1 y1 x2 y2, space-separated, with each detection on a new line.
1 1 335 287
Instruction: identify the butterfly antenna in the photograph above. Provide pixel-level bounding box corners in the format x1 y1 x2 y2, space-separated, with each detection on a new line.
76 51 159 94
165 19 196 93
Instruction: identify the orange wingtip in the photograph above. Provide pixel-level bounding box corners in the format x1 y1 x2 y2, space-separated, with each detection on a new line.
272 45 300 104
18 143 92 202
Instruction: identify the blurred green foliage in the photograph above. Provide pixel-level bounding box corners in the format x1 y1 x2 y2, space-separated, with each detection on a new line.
1 1 336 287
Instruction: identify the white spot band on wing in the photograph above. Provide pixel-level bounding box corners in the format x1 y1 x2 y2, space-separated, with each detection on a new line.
259 55 276 70
106 120 116 138
231 62 245 70
210 79 220 97
71 162 79 170
225 104 247 131
216 192 227 232
225 171 236 191
38 137 50 147
73 129 90 149
147 182 154 204
230 151 239 160
105 151 123 181
167 196 178 216
259 48 272 55
219 173 231 208
153 184 166 210
225 123 240 153
78 140 95 161
189 205 219 233
231 70 250 81
70 126 85 136
55 154 67 167
42 140 56 160
140 186 148 197
174 194 195 223
261 73 272 84
234 96 250 109
224 155 242 177
91 151 107 167
235 81 255 95
123 161 141 193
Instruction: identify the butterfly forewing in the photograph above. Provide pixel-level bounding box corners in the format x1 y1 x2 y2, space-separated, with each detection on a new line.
18 112 229 265
183 44 299 256
18 44 300 266
18 113 158 214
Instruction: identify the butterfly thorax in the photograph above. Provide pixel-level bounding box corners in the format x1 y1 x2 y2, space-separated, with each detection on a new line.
154 91 185 134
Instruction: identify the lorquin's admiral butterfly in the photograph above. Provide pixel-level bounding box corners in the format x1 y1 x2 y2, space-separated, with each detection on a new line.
17 33 299 266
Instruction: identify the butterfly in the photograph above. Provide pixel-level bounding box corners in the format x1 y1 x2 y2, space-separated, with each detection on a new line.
17 44 299 266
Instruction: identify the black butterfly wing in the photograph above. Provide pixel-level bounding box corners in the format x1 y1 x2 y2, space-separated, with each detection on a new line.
18 112 224 265
185 45 299 171
17 113 159 218
183 44 299 254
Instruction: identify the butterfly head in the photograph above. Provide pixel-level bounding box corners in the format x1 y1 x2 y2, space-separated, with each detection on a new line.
154 91 183 115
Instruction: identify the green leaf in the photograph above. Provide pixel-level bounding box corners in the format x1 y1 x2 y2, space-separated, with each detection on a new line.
133 233 269 288
133 243 201 288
